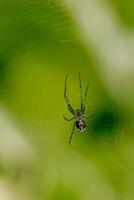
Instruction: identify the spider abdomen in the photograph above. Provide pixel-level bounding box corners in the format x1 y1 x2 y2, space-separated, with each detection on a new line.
76 120 86 132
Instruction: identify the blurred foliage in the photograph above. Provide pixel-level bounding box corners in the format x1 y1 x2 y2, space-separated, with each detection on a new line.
0 0 133 200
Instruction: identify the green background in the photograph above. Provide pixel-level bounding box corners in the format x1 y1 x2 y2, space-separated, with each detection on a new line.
0 0 133 199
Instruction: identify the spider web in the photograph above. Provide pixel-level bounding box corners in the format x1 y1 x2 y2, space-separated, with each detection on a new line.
0 1 130 199
0 0 78 90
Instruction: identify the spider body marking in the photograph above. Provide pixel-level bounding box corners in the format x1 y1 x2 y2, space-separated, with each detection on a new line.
64 73 95 144
75 109 86 132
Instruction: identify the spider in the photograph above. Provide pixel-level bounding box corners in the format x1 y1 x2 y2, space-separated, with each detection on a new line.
63 72 95 144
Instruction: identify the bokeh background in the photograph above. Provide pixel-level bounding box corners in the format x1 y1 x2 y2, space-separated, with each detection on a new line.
0 0 134 199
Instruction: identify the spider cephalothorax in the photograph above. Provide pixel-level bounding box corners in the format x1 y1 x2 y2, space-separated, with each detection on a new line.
76 109 81 117
63 73 95 144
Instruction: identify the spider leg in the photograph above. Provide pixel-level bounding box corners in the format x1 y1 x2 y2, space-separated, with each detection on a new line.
63 115 75 121
69 121 75 144
82 83 89 114
64 74 75 115
79 72 84 112
84 113 96 119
